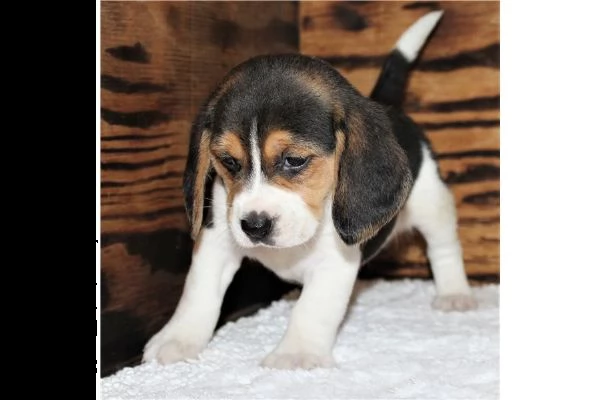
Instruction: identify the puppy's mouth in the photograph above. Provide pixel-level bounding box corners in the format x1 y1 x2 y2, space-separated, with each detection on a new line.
238 240 282 249
231 238 287 250
229 221 313 250
229 229 288 249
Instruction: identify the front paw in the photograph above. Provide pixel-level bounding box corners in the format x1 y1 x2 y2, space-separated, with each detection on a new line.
432 294 478 311
143 328 206 365
261 351 335 370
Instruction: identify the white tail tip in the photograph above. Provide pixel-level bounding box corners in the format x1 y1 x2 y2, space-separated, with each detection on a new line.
395 10 444 63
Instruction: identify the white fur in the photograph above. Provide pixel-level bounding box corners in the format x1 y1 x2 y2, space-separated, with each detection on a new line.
249 118 262 193
144 182 361 368
143 181 243 364
143 143 474 368
230 183 320 248
395 10 444 62
142 8 468 371
252 199 362 369
388 144 475 309
229 117 320 249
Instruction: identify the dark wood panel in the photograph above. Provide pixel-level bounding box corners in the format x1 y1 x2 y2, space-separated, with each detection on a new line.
300 1 500 278
300 1 499 60
100 1 299 377
101 0 499 378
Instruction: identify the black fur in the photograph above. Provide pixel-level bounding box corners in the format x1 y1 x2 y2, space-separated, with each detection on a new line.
361 217 397 263
370 50 411 109
332 97 413 245
212 56 339 155
359 111 430 262
183 50 431 254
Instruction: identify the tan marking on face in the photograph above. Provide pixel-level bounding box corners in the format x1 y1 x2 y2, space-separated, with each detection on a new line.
210 159 244 222
191 132 212 239
211 132 247 163
271 155 336 218
263 129 341 218
263 130 323 164
210 132 248 216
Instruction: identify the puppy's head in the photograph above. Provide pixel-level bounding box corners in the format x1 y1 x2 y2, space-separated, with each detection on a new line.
184 55 412 248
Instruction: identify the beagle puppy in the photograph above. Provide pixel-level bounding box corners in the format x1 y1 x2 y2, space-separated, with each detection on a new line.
143 11 477 370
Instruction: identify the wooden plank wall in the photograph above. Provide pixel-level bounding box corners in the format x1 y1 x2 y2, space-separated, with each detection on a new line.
299 1 500 281
100 0 499 377
100 1 298 376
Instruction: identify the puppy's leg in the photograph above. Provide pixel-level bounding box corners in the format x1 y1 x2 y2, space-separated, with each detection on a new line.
142 228 242 364
261 245 361 370
143 181 242 364
408 146 477 311
419 184 477 311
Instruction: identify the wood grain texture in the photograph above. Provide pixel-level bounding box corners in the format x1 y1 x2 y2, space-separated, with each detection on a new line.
100 1 298 377
101 0 499 377
101 1 298 234
300 1 500 279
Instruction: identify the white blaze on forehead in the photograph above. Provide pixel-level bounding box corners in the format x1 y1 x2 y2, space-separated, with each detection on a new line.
229 117 322 249
249 118 262 192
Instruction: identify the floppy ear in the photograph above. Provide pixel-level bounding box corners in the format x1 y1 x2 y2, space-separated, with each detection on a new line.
183 68 244 240
332 100 413 245
183 111 213 240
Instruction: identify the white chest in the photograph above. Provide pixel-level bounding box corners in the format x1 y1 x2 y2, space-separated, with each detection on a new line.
211 178 361 284
243 214 358 284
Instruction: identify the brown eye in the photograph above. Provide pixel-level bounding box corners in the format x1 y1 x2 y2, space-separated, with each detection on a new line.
283 156 309 172
220 155 241 173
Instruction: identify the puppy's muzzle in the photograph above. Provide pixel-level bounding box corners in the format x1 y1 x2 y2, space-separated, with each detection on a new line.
240 211 274 243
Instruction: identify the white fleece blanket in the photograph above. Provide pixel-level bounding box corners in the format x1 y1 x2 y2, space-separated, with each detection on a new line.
101 279 499 399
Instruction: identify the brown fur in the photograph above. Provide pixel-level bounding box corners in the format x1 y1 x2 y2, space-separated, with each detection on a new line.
191 132 212 239
344 111 368 153
294 71 332 105
210 132 247 215
211 132 248 165
262 130 323 163
208 70 243 112
264 130 340 218
334 112 378 243
270 157 336 218
334 110 410 244
332 130 345 193
189 71 244 239
185 54 414 248
210 157 244 206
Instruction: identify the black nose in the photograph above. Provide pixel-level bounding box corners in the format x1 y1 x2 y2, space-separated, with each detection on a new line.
241 212 273 242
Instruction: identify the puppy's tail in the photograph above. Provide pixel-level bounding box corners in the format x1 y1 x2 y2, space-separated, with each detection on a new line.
370 10 443 107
